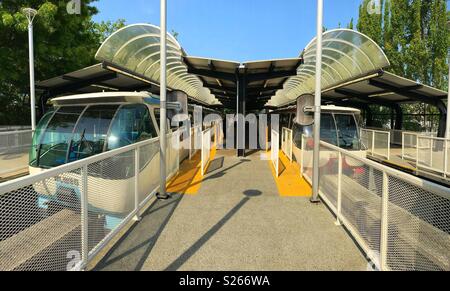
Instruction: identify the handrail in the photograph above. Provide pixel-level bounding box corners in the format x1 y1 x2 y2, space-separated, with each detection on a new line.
0 131 182 271
301 134 450 270
401 132 449 178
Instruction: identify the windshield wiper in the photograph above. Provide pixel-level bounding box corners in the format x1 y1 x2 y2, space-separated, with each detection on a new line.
76 129 87 160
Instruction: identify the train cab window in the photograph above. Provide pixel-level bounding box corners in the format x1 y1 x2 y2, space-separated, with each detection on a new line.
34 106 85 168
334 114 360 150
68 105 119 162
320 113 338 146
29 109 56 167
107 104 157 150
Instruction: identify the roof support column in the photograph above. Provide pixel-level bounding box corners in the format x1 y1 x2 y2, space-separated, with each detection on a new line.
157 0 169 200
237 67 247 157
311 0 323 203
394 104 403 130
446 60 450 139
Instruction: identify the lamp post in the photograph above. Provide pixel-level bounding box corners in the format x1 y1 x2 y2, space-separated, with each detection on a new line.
311 0 323 203
157 0 170 200
22 8 38 131
446 20 450 139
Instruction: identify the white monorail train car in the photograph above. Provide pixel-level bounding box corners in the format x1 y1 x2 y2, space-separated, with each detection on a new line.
29 91 196 226
276 95 367 173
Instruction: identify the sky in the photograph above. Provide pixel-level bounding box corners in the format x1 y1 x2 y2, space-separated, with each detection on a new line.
93 0 362 62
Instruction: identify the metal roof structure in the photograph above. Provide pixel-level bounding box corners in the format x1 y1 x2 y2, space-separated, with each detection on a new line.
184 57 302 110
37 63 155 96
35 25 448 136
267 29 391 107
95 24 220 106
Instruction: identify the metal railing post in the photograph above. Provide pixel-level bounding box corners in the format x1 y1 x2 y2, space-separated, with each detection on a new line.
415 134 419 170
335 151 342 226
401 132 405 159
380 171 389 271
134 146 141 221
371 131 375 156
300 135 305 178
81 165 89 270
387 131 391 160
444 139 448 179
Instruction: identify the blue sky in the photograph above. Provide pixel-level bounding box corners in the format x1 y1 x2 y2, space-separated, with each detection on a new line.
93 0 362 62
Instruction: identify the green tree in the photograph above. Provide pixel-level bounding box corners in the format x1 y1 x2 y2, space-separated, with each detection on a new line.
356 0 449 131
0 0 125 125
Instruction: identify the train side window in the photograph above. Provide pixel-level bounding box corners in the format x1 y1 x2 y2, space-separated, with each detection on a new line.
320 113 338 146
107 104 157 150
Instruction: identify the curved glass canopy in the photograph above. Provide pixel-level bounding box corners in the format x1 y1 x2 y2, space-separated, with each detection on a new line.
95 24 220 105
267 29 390 107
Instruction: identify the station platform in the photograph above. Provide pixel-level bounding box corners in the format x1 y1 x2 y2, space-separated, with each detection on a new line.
94 150 368 271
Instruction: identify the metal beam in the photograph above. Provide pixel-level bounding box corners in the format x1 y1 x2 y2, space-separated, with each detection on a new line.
369 79 447 136
246 69 297 83
334 88 399 107
187 67 236 82
40 72 118 97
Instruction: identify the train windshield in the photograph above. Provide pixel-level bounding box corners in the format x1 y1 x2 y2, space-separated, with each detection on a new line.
30 104 158 169
334 114 361 150
292 112 361 151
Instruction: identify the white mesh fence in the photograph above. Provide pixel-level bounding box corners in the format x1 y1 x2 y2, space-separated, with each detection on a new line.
0 132 180 271
281 127 293 162
190 125 202 159
201 128 211 176
301 135 314 184
361 129 390 160
402 132 449 179
0 130 33 177
271 130 279 177
313 141 450 271
0 130 33 153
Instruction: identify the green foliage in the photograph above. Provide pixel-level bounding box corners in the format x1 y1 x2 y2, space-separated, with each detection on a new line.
356 0 449 130
0 0 126 125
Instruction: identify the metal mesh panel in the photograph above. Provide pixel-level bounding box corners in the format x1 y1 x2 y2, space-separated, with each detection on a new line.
390 130 403 146
403 133 418 160
302 135 314 184
0 130 33 177
318 145 339 209
386 176 450 271
340 153 382 254
0 130 32 153
360 130 370 152
373 131 390 159
281 128 293 162
86 150 135 255
446 142 450 177
0 169 83 271
271 130 279 177
138 141 160 204
201 129 211 176
417 137 432 168
167 131 180 177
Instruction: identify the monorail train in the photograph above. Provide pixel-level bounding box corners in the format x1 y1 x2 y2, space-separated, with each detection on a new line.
275 95 367 173
29 91 211 227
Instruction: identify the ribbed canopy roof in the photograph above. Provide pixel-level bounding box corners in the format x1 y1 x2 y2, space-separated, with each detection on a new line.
95 24 220 105
267 29 390 107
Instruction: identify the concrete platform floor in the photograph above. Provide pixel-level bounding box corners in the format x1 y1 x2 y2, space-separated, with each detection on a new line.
96 150 368 271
